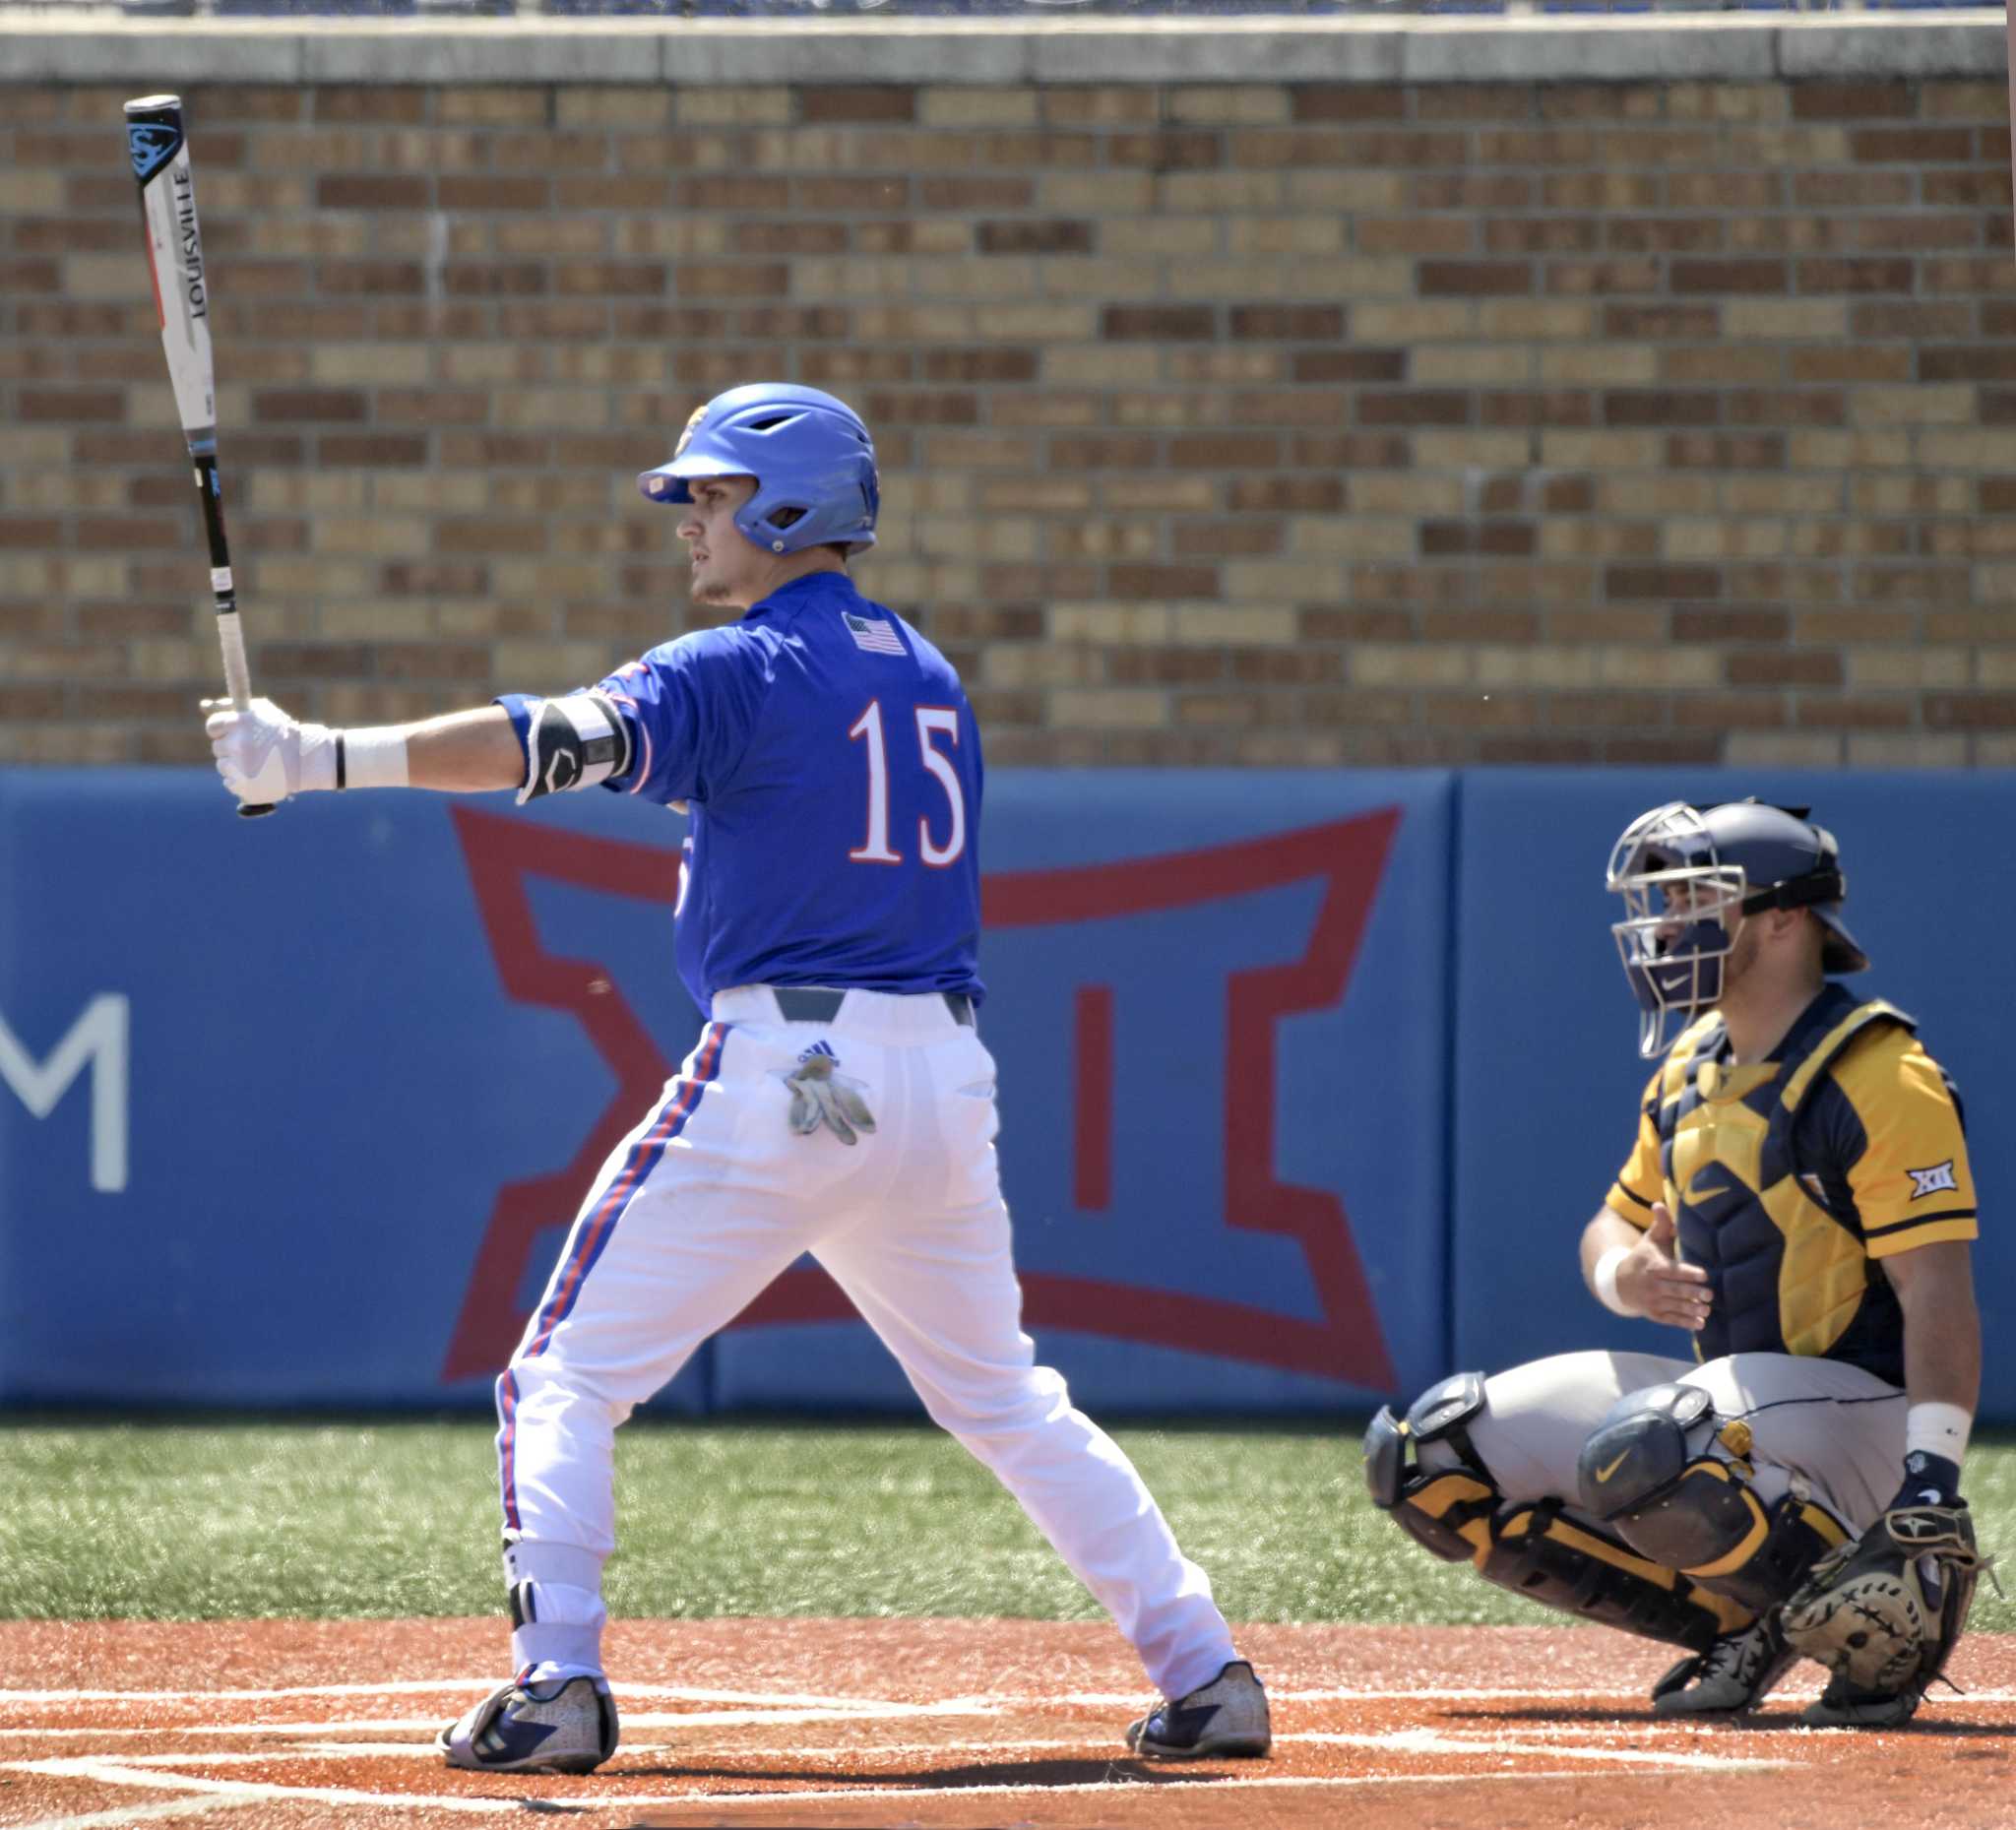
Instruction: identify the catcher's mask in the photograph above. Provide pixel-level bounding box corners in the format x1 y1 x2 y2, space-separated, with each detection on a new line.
1606 798 1869 1059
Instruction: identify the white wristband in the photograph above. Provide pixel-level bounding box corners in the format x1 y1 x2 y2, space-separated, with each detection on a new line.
295 723 339 793
1592 1244 1636 1318
1906 1401 1972 1466
337 726 410 790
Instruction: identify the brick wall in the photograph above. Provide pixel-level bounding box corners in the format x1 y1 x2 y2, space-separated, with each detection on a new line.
3 67 2013 767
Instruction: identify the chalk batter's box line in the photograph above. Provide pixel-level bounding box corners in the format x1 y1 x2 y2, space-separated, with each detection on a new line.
2 1680 1965 1715
0 1681 892 1707
0 1762 1787 1830
19 1678 2011 1708
0 1722 1786 1750
5 1798 244 1830
23 1674 2016 1830
9 1725 1792 1765
0 1712 1792 1830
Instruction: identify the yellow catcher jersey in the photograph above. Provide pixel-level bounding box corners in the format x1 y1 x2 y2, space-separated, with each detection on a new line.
1606 985 1976 1384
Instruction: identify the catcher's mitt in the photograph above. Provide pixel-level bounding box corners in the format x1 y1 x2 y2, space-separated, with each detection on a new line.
1782 1504 1992 1697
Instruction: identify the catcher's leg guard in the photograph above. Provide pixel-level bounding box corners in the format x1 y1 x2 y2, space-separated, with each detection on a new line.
1363 1374 1496 1563
1364 1374 1748 1652
1577 1383 1850 1615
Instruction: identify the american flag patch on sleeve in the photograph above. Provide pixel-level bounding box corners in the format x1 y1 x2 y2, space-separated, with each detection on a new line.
844 611 907 657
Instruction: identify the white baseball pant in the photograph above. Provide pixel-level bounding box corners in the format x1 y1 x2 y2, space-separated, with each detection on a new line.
494 985 1236 1701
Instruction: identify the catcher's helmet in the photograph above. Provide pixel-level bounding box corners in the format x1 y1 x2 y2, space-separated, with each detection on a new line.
636 382 879 556
1606 799 1869 1058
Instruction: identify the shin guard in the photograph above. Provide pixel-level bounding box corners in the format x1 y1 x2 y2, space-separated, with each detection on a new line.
1578 1384 1852 1614
1365 1375 1746 1653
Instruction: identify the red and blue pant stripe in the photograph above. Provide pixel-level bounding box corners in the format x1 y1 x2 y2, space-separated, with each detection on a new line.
497 1021 731 1533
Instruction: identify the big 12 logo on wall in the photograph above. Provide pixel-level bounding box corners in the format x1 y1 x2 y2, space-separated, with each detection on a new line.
439 787 1446 1403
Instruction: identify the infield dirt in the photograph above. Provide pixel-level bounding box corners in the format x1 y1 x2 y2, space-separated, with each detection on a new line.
3 1618 2012 1828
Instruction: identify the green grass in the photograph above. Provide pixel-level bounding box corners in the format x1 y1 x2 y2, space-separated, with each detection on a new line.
1 1417 2011 1629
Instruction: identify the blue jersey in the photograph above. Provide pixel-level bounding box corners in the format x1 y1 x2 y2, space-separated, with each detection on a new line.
518 572 984 1012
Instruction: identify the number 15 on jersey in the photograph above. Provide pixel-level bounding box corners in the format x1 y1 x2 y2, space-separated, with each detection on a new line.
849 700 966 869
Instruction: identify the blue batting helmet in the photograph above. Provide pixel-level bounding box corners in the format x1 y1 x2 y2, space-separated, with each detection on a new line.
636 383 879 556
1606 798 1868 1057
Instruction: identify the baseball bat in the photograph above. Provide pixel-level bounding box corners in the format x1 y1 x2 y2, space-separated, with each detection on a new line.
124 94 274 819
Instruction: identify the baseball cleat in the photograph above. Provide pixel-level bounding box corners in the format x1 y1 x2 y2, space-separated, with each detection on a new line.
1799 1672 1923 1729
1126 1659 1271 1760
1651 1613 1796 1717
438 1673 618 1774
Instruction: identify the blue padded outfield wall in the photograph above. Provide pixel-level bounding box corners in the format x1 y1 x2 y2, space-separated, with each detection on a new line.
0 767 2009 1418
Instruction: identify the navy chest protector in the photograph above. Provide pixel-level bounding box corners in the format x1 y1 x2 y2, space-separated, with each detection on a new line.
1653 988 1912 1378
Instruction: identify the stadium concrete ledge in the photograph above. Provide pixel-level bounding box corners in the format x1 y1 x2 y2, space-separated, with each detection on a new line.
0 10 2006 88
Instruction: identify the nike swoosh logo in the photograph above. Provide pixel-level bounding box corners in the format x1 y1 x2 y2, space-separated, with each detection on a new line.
1687 1183 1732 1202
1594 1451 1630 1484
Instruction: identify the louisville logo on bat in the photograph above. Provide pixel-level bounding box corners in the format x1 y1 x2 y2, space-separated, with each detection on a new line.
127 121 179 182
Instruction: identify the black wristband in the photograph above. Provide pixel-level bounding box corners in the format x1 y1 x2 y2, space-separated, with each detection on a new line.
1897 1450 1964 1507
335 730 347 790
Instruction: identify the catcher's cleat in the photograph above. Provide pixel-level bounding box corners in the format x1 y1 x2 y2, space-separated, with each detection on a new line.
1652 1612 1797 1717
438 1673 618 1775
1126 1660 1272 1760
1800 1672 1923 1729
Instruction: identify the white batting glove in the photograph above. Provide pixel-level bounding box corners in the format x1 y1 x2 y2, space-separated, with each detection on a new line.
781 1046 878 1147
203 697 338 805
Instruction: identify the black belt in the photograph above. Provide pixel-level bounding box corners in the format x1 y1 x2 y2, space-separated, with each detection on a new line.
770 986 975 1028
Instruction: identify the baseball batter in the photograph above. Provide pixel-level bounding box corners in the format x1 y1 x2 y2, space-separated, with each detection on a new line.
205 384 1270 1774
1365 800 1986 1727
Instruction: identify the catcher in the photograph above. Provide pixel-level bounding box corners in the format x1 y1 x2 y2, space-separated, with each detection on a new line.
1365 799 1988 1726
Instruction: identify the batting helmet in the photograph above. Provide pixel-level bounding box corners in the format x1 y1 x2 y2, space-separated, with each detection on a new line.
636 383 879 556
1606 799 1869 1057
